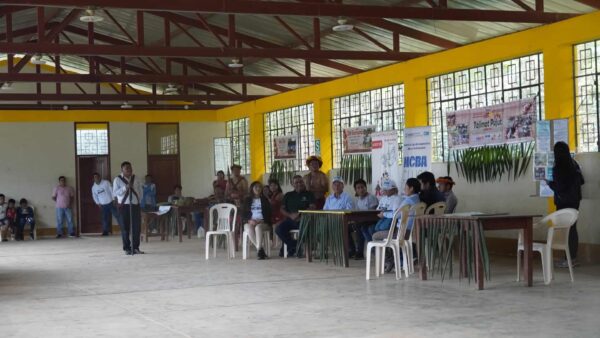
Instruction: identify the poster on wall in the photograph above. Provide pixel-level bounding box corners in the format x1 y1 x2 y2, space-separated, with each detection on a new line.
273 135 298 160
371 130 401 198
553 119 569 145
446 98 536 149
402 126 432 188
343 125 376 154
534 119 570 196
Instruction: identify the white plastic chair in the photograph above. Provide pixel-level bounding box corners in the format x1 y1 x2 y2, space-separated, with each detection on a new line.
425 202 446 215
283 229 300 258
516 208 578 285
366 205 410 280
205 203 237 260
242 224 272 260
407 202 426 274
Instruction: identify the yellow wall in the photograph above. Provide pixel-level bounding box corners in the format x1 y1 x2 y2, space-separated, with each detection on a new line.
1 10 599 181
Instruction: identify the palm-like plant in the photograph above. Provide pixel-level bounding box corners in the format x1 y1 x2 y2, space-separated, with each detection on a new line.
340 154 372 185
269 160 296 185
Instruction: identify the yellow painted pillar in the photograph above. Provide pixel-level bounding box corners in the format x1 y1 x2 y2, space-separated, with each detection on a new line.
313 98 333 174
404 75 428 128
249 112 266 181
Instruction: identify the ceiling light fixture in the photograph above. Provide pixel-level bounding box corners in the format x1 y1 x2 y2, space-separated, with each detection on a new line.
30 54 46 65
80 7 104 23
332 18 354 32
120 101 132 109
164 84 179 95
228 58 244 68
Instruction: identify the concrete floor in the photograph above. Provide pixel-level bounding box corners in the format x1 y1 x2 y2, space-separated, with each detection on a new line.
1 236 599 338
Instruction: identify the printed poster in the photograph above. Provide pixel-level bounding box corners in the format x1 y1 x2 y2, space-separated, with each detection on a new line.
536 120 551 153
553 119 569 145
273 135 298 160
402 127 432 188
343 125 376 154
371 130 401 198
446 98 536 149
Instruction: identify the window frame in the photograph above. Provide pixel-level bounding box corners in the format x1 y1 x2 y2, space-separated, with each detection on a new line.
226 117 251 175
573 39 600 153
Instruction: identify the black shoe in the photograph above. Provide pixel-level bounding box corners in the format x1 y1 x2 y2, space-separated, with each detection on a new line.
384 261 394 273
258 248 267 260
56 234 62 239
349 251 356 259
101 231 109 236
125 250 132 255
354 253 365 260
133 249 145 254
69 233 76 238
30 233 34 240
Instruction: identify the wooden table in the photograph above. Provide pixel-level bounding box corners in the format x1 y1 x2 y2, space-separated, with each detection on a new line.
298 210 380 267
171 204 209 242
141 210 170 242
414 214 540 290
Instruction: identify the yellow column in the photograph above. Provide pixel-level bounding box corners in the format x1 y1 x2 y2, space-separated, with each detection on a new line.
313 98 333 174
249 112 265 181
404 75 428 128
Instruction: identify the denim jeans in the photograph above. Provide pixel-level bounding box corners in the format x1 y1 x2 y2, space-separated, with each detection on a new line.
56 208 74 235
275 217 300 255
101 203 122 233
361 218 392 242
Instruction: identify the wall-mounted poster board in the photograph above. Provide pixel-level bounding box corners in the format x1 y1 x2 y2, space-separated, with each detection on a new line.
535 119 569 197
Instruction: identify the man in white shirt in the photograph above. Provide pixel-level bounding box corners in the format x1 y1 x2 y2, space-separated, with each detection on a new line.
91 173 121 236
113 161 144 255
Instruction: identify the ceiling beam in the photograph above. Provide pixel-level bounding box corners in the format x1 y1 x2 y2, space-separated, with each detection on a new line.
0 93 263 101
0 73 335 84
4 1 577 23
0 104 227 110
575 0 600 9
0 42 425 60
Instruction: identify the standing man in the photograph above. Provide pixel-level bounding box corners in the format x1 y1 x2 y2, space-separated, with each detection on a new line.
303 156 329 209
91 172 121 236
113 162 144 255
225 164 248 208
52 176 76 238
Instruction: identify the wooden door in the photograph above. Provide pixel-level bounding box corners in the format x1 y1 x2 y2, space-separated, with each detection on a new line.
147 155 180 203
78 156 110 234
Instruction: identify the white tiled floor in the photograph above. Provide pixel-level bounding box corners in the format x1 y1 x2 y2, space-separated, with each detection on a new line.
1 236 599 337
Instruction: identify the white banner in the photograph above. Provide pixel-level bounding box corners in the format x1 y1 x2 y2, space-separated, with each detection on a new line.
343 125 376 154
371 130 401 198
273 135 298 160
402 127 432 186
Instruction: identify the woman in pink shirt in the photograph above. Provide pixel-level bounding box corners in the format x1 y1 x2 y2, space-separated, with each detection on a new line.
52 176 75 238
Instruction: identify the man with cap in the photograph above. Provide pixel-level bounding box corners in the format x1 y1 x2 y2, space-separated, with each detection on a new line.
303 155 329 209
360 179 402 243
436 176 458 214
323 177 354 211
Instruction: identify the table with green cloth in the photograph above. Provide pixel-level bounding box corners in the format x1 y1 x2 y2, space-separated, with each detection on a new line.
297 210 380 267
414 214 540 290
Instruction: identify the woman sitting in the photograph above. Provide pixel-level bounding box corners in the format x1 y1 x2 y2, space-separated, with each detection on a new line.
243 181 272 260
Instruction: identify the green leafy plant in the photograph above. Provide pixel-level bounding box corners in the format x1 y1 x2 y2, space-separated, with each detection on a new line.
269 160 296 185
339 154 372 185
448 142 534 183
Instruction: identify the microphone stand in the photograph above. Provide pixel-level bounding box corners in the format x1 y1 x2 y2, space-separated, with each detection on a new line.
129 175 135 256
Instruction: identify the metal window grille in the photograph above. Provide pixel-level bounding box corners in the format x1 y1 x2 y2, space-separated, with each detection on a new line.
76 127 108 155
427 53 545 161
226 117 251 175
331 84 405 168
264 103 315 172
160 134 178 155
574 40 600 153
213 137 233 175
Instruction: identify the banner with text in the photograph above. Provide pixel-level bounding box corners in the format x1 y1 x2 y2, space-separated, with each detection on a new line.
402 127 432 186
447 98 536 149
273 135 298 160
371 130 401 198
343 125 376 154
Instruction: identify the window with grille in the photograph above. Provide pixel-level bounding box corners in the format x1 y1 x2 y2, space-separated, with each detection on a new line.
76 123 109 155
226 117 251 175
264 103 315 172
331 84 405 168
427 54 545 161
147 124 179 155
574 40 600 153
213 137 232 175
160 134 178 155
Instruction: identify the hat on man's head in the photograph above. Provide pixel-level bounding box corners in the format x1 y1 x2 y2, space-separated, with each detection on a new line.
230 164 242 170
305 155 323 168
332 176 344 185
381 179 398 191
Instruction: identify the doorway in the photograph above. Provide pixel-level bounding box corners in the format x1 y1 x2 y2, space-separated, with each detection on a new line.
74 123 111 235
147 123 181 203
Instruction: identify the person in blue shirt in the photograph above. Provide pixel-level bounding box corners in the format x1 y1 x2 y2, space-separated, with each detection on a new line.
141 175 157 212
323 177 354 211
361 179 402 243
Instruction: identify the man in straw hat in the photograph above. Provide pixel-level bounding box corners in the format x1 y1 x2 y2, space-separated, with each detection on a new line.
303 155 329 209
225 164 248 208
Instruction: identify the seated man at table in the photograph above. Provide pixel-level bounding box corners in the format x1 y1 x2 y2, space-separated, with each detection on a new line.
436 176 458 214
168 185 202 234
323 177 354 211
361 179 402 243
275 175 316 257
416 171 445 209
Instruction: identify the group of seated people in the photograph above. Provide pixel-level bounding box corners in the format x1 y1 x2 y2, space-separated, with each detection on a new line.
235 156 459 264
0 194 36 241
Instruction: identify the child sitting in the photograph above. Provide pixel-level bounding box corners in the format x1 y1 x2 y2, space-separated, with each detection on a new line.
361 179 402 243
16 198 35 241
